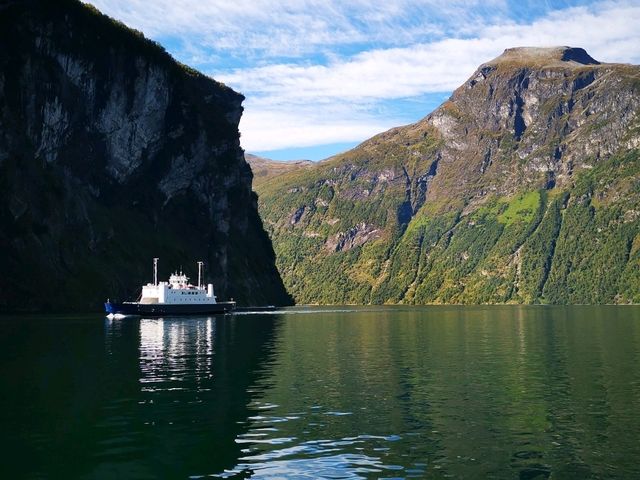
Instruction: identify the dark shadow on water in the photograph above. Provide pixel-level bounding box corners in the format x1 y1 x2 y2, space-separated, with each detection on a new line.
0 313 282 478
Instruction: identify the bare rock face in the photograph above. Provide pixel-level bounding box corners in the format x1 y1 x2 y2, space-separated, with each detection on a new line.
425 46 640 201
254 46 640 305
0 0 291 310
325 223 381 252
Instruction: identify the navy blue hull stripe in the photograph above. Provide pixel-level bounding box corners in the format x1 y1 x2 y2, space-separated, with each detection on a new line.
104 302 235 316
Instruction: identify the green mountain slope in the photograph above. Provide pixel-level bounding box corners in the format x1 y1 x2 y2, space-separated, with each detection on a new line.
245 154 313 189
254 47 640 304
0 0 291 310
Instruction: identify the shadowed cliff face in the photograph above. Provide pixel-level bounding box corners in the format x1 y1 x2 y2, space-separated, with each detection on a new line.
254 47 640 305
0 0 291 310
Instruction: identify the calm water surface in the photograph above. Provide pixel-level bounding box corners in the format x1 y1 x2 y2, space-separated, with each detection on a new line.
1 306 640 479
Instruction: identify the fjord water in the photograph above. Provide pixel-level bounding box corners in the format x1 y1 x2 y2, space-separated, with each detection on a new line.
2 307 640 479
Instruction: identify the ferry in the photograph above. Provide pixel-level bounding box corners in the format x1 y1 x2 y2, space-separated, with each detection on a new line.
104 259 236 317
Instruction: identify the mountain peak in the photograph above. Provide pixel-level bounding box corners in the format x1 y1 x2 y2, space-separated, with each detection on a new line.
485 46 600 68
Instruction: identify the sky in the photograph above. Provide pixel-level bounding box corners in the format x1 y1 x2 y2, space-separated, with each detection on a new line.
87 0 640 160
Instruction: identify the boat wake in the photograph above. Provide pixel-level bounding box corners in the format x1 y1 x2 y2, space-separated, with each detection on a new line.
106 313 139 320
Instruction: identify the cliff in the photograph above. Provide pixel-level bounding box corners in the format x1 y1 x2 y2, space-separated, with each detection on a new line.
254 47 640 304
0 0 291 310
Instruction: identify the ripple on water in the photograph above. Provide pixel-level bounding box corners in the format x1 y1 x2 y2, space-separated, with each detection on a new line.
215 431 410 479
236 436 297 445
214 452 398 479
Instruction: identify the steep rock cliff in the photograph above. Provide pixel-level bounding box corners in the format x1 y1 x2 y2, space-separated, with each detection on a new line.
255 47 640 304
0 0 291 310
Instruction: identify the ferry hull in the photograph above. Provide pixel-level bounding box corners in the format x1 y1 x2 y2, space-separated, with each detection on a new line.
104 301 236 316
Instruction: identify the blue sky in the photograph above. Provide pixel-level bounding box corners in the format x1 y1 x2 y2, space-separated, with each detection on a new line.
88 0 640 160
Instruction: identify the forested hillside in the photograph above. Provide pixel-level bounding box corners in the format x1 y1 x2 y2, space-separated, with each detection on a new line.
253 47 640 304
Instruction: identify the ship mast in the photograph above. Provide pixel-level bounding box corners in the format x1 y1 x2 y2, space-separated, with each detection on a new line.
153 258 159 285
197 261 203 289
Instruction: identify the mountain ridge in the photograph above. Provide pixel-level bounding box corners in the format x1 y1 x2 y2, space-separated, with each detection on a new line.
484 46 601 68
245 154 314 189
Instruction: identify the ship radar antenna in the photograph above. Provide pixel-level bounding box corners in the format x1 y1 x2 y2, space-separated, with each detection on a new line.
197 261 204 289
153 258 159 286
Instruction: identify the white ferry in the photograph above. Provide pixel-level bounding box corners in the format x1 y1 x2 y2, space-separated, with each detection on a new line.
104 259 236 316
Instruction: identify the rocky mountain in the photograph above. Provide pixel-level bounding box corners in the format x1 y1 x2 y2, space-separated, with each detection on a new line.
0 0 291 311
255 47 640 305
245 154 313 189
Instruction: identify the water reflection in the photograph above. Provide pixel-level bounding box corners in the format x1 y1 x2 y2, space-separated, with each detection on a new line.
138 317 214 394
221 306 640 479
2 307 640 478
0 313 282 478
112 314 283 479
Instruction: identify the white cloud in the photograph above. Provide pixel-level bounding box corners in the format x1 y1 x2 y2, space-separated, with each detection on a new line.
87 0 506 57
222 2 640 100
218 40 487 102
239 107 392 151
